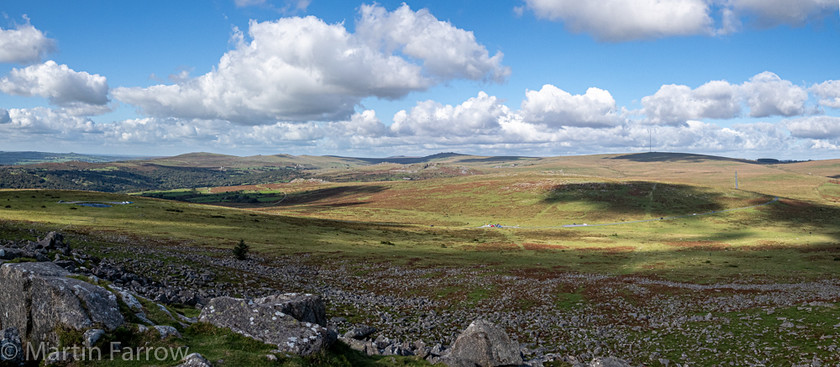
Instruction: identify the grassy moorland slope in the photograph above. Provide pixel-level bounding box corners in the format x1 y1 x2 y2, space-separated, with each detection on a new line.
2 151 840 282
4 152 840 365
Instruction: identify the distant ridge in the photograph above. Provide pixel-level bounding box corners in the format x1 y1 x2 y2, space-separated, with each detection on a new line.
1 150 821 169
0 151 145 166
324 152 468 165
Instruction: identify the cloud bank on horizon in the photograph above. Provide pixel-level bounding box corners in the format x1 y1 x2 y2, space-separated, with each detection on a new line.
1 1 839 159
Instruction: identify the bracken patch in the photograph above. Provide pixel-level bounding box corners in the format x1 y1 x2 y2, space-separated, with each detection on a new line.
522 243 568 251
577 246 635 253
464 242 521 251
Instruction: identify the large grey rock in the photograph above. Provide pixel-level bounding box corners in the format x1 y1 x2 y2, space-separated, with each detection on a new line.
0 262 124 348
444 319 522 367
256 293 328 327
199 294 335 356
1 328 24 366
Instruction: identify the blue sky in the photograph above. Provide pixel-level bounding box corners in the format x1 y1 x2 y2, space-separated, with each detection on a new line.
1 0 839 159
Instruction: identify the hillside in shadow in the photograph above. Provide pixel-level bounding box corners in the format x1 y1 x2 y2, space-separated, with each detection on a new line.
458 156 537 163
609 152 753 164
543 181 729 217
279 185 388 206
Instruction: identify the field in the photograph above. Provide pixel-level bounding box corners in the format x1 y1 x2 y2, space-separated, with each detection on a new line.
2 151 840 365
125 152 840 281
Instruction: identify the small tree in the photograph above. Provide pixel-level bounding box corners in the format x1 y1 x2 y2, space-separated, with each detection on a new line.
232 239 249 260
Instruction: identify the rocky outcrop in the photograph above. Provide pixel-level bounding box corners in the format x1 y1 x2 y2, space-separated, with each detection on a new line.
444 319 522 367
198 294 335 356
0 262 124 348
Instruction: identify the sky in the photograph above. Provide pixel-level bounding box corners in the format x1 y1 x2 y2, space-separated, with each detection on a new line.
1 0 839 159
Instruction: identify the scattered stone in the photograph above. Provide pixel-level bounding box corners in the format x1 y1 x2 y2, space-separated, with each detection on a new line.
444 319 522 367
7 230 840 365
344 325 377 340
38 231 65 250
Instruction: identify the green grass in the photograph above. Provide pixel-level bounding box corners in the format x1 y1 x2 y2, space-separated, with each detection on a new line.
3 185 840 284
637 303 840 366
554 289 585 310
4 155 840 365
466 286 494 305
3 161 840 285
76 322 433 366
818 182 840 200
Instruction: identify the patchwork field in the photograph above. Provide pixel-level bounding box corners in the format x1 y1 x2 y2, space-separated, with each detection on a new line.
2 151 840 365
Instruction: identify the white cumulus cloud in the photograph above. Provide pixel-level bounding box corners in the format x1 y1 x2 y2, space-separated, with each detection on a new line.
330 110 389 138
114 4 507 125
5 107 98 136
390 92 510 137
0 60 109 106
642 80 740 125
785 116 840 139
811 80 840 109
0 21 56 64
641 72 809 125
742 71 808 118
356 3 510 82
522 0 713 41
520 85 620 128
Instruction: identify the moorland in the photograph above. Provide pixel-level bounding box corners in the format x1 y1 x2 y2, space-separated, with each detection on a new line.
1 151 840 366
